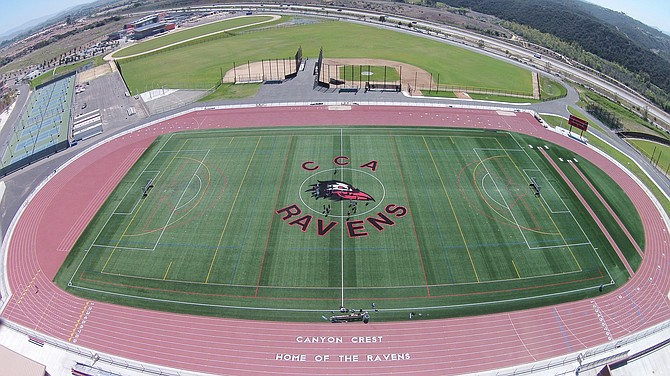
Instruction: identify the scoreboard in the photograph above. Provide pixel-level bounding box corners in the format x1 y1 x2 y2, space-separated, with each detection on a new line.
568 115 589 132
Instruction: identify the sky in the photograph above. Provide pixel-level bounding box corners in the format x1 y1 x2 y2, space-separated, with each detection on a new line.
0 0 668 37
0 0 93 37
587 0 670 33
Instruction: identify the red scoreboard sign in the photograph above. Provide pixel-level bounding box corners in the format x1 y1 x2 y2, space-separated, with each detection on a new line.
568 115 589 131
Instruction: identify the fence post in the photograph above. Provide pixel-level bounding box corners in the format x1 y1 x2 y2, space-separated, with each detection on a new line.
414 72 417 93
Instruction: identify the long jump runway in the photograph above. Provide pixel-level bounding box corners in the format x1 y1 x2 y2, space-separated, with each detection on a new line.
2 105 669 375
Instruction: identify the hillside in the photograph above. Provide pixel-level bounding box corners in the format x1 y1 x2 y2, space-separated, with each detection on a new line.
569 0 670 63
441 0 670 101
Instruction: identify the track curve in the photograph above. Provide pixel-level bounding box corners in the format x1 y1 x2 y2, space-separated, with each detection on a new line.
2 105 669 375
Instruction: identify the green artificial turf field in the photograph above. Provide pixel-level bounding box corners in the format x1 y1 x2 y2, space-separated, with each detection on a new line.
55 126 641 321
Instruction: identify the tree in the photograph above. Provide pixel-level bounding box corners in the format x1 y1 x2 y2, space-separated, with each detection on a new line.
457 8 469 16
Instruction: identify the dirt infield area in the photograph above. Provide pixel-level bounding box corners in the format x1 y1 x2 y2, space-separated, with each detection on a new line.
76 62 113 84
322 58 434 92
222 58 298 83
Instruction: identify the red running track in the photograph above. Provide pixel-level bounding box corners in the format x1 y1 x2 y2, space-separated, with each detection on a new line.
2 106 669 375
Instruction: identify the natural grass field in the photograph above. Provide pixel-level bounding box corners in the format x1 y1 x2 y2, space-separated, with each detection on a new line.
628 139 670 174
540 75 567 100
567 106 605 133
118 18 533 95
113 15 279 58
542 114 570 129
423 91 535 103
577 89 663 138
30 58 97 88
55 126 642 321
467 93 535 103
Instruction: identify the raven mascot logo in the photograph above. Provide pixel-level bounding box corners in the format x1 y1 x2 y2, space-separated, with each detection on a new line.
307 180 374 201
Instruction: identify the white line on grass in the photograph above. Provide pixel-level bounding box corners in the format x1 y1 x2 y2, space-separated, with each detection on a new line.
68 279 615 314
340 127 345 309
175 174 203 211
506 132 614 282
113 171 161 216
67 139 173 287
528 242 592 251
473 148 530 247
68 129 615 313
521 168 570 214
90 244 154 252
153 150 209 251
481 173 507 208
206 137 262 283
88 267 587 290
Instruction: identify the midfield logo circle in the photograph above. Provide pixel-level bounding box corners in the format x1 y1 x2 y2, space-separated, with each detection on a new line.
299 168 385 218
274 157 407 238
